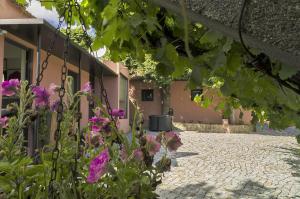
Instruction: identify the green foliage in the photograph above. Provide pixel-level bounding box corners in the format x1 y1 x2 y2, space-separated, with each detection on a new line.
17 0 300 129
0 79 177 198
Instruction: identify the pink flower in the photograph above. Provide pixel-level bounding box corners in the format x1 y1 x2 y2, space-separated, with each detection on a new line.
82 82 92 94
89 116 110 125
91 125 101 132
163 132 183 151
0 117 9 128
87 148 110 183
1 79 20 96
32 86 50 108
49 83 60 95
133 148 144 161
145 134 161 156
111 109 125 119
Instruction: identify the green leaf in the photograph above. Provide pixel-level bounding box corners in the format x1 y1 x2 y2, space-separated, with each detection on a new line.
0 176 13 192
226 51 242 74
222 38 233 53
279 64 298 80
200 30 223 45
211 50 226 69
0 162 11 173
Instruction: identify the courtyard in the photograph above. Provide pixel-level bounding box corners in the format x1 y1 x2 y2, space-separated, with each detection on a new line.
156 131 300 199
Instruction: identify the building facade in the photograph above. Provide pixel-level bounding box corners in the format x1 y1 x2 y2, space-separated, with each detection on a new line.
0 0 130 146
130 80 252 127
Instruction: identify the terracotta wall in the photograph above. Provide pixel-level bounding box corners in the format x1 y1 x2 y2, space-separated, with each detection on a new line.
0 0 32 19
100 63 130 132
1 33 90 127
0 35 4 108
129 80 162 126
130 80 252 125
170 81 224 124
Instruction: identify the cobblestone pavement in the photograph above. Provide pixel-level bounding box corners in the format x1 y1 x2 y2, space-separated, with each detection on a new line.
156 132 300 199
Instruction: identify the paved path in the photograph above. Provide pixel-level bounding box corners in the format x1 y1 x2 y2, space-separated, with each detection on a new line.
156 132 300 199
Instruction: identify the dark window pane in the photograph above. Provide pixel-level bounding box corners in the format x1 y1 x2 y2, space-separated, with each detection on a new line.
142 89 154 101
191 89 203 101
119 75 128 119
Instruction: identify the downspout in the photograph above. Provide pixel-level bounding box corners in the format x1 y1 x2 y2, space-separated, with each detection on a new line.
0 29 7 117
78 52 81 128
32 25 42 155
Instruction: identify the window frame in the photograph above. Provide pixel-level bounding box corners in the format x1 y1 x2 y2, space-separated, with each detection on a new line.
141 89 154 101
119 74 128 119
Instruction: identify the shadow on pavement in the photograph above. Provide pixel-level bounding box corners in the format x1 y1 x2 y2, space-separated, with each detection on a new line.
175 152 199 158
227 180 276 199
158 182 215 198
279 146 300 179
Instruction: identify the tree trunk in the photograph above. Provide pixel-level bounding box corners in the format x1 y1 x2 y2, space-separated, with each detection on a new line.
160 85 171 115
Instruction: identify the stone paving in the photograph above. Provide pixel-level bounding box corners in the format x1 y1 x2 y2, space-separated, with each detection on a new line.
156 132 300 199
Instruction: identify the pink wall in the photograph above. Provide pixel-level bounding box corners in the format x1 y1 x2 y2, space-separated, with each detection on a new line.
130 80 252 125
2 33 90 127
0 0 131 133
0 0 32 19
101 62 130 132
0 35 4 110
170 81 223 124
129 80 162 126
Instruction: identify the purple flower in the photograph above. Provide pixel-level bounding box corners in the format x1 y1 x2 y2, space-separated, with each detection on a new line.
89 116 110 125
102 124 111 134
0 117 9 128
32 86 50 108
133 148 144 161
82 82 92 94
1 79 20 96
163 132 183 151
144 134 161 156
111 109 125 119
50 100 60 112
91 125 101 132
87 148 110 183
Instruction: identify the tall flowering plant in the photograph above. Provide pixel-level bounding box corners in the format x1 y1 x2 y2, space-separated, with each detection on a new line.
0 79 182 198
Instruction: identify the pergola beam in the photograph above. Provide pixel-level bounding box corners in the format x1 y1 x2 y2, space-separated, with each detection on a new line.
151 0 300 69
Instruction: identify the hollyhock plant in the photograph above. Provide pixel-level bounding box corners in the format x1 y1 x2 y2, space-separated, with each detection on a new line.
133 148 144 161
89 116 110 125
91 125 102 133
87 148 110 183
1 79 20 96
144 134 161 156
163 131 183 151
32 86 50 108
0 116 8 128
111 109 125 119
49 83 60 95
50 100 60 112
82 82 92 94
120 145 128 162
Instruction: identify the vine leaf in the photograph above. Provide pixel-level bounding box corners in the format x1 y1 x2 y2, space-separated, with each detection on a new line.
279 64 298 80
200 30 223 45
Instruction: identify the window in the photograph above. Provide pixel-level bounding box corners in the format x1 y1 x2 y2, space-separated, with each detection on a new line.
119 75 128 119
67 70 79 94
142 89 154 101
191 88 203 101
3 40 33 108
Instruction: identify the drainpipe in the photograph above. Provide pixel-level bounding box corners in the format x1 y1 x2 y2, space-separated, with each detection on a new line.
0 29 7 117
78 52 81 128
32 25 42 156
